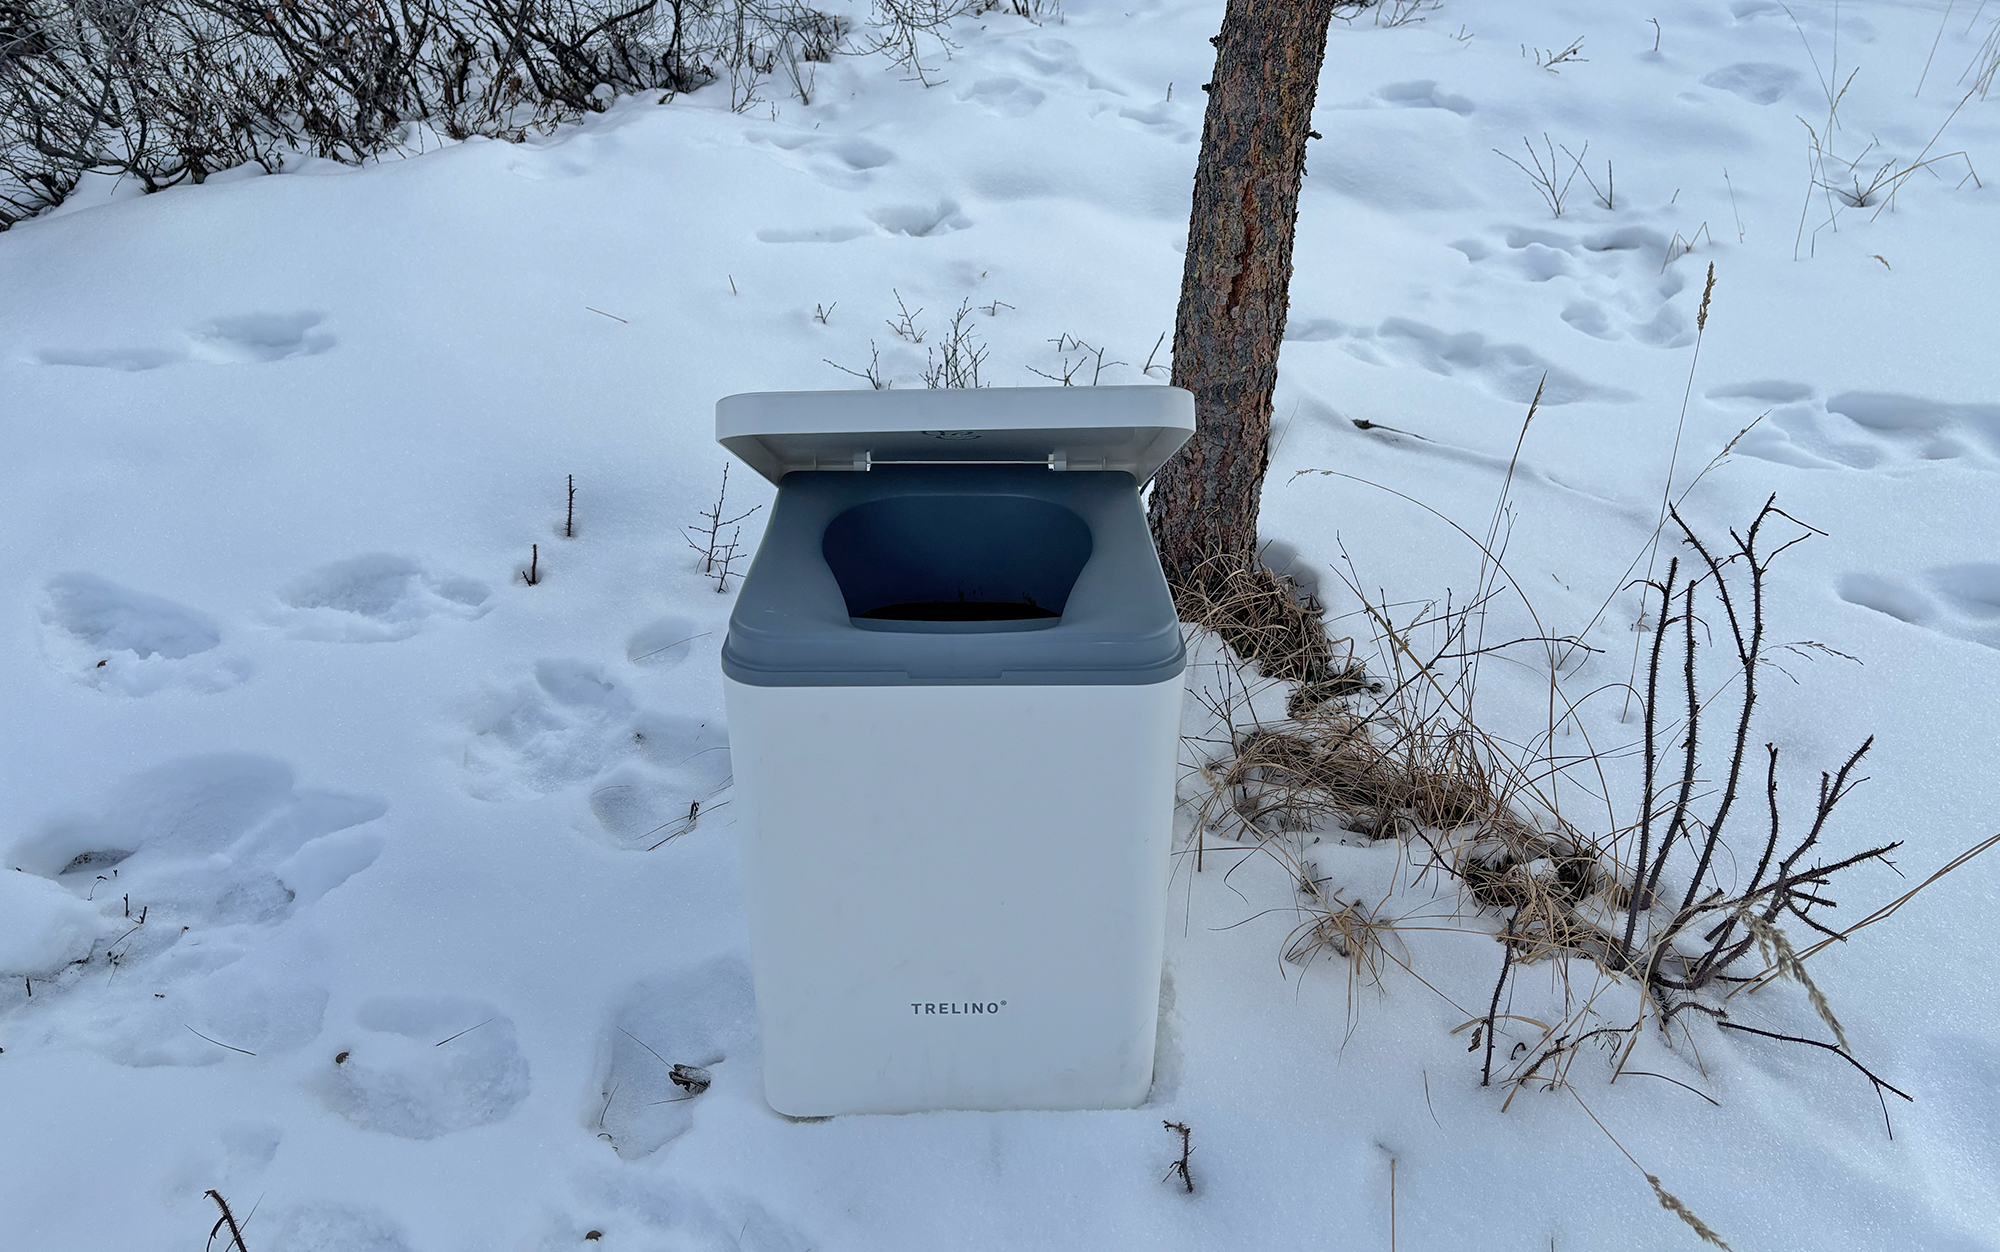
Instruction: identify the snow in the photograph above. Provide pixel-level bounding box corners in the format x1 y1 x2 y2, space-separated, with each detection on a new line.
3 0 1998 1247
0 868 121 975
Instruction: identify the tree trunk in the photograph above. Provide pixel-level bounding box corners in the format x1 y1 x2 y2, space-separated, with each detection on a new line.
1149 0 1336 590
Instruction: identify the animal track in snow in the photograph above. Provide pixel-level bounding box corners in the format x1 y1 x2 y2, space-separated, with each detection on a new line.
746 129 897 191
587 713 732 851
1713 385 2000 472
188 313 334 363
1115 98 1199 141
38 573 250 695
1837 574 1934 625
3 755 385 1062
312 996 530 1139
625 616 704 670
1283 315 1632 405
1372 79 1475 115
1933 565 2000 619
1005 35 1128 97
462 659 637 800
1701 62 1801 105
33 347 182 370
593 958 757 1159
868 198 972 237
1837 564 2000 650
30 312 332 370
460 660 732 830
959 75 1046 118
1451 224 1696 348
826 137 894 171
274 554 490 642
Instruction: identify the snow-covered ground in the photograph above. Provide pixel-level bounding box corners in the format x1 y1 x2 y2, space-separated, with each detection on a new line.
4 0 1999 1246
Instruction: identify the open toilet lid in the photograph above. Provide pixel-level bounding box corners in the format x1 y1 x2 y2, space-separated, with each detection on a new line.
715 385 1195 485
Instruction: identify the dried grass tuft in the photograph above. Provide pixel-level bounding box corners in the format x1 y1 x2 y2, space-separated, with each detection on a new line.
1649 1174 1732 1250
1173 550 1373 716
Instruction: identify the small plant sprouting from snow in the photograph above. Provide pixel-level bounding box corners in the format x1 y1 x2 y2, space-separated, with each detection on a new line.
684 464 760 593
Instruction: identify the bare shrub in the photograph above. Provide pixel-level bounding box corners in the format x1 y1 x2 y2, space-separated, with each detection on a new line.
684 462 759 591
1026 332 1124 386
1492 132 1583 217
1186 486 1996 1116
1178 485 1998 1244
0 0 292 225
919 298 987 388
1 0 851 227
853 0 970 86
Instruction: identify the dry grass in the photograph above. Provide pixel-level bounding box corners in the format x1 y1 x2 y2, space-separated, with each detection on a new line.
1173 551 1373 716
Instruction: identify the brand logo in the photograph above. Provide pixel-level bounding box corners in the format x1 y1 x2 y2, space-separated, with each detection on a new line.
921 430 981 440
911 1000 1007 1016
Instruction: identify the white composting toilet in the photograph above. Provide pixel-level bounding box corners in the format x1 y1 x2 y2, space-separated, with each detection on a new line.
717 385 1193 1116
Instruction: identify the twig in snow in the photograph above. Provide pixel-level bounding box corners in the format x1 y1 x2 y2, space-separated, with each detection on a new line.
1161 1121 1194 1193
683 465 760 592
186 1025 256 1057
1493 134 1584 216
435 1018 496 1047
206 1190 251 1252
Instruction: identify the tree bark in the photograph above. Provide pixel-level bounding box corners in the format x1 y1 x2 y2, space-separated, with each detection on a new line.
1150 0 1336 590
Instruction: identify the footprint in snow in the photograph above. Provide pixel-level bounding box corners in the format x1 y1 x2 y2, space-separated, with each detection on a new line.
958 75 1045 118
312 996 530 1140
37 572 250 695
1701 62 1801 105
625 616 704 670
868 198 971 238
1116 98 1198 141
1837 564 2000 651
460 660 732 832
1283 315 1632 405
461 659 637 800
1448 224 1695 348
593 959 757 1160
30 346 182 371
187 312 334 363
1008 35 1126 96
31 312 332 370
274 554 490 642
1373 79 1475 115
825 137 894 171
587 720 732 851
745 129 895 191
1711 385 2000 472
3 755 386 1064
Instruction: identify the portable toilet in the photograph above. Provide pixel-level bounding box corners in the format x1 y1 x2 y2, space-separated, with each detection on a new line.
717 385 1194 1116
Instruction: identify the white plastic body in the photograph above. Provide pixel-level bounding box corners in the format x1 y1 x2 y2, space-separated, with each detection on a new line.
724 675 1184 1116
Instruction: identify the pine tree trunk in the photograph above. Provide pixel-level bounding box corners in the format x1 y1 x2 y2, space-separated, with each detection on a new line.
1149 0 1336 590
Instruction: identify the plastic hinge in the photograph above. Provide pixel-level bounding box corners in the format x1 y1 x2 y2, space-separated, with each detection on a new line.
811 452 872 472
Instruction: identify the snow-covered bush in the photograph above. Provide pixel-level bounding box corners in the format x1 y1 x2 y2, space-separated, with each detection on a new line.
0 0 883 227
